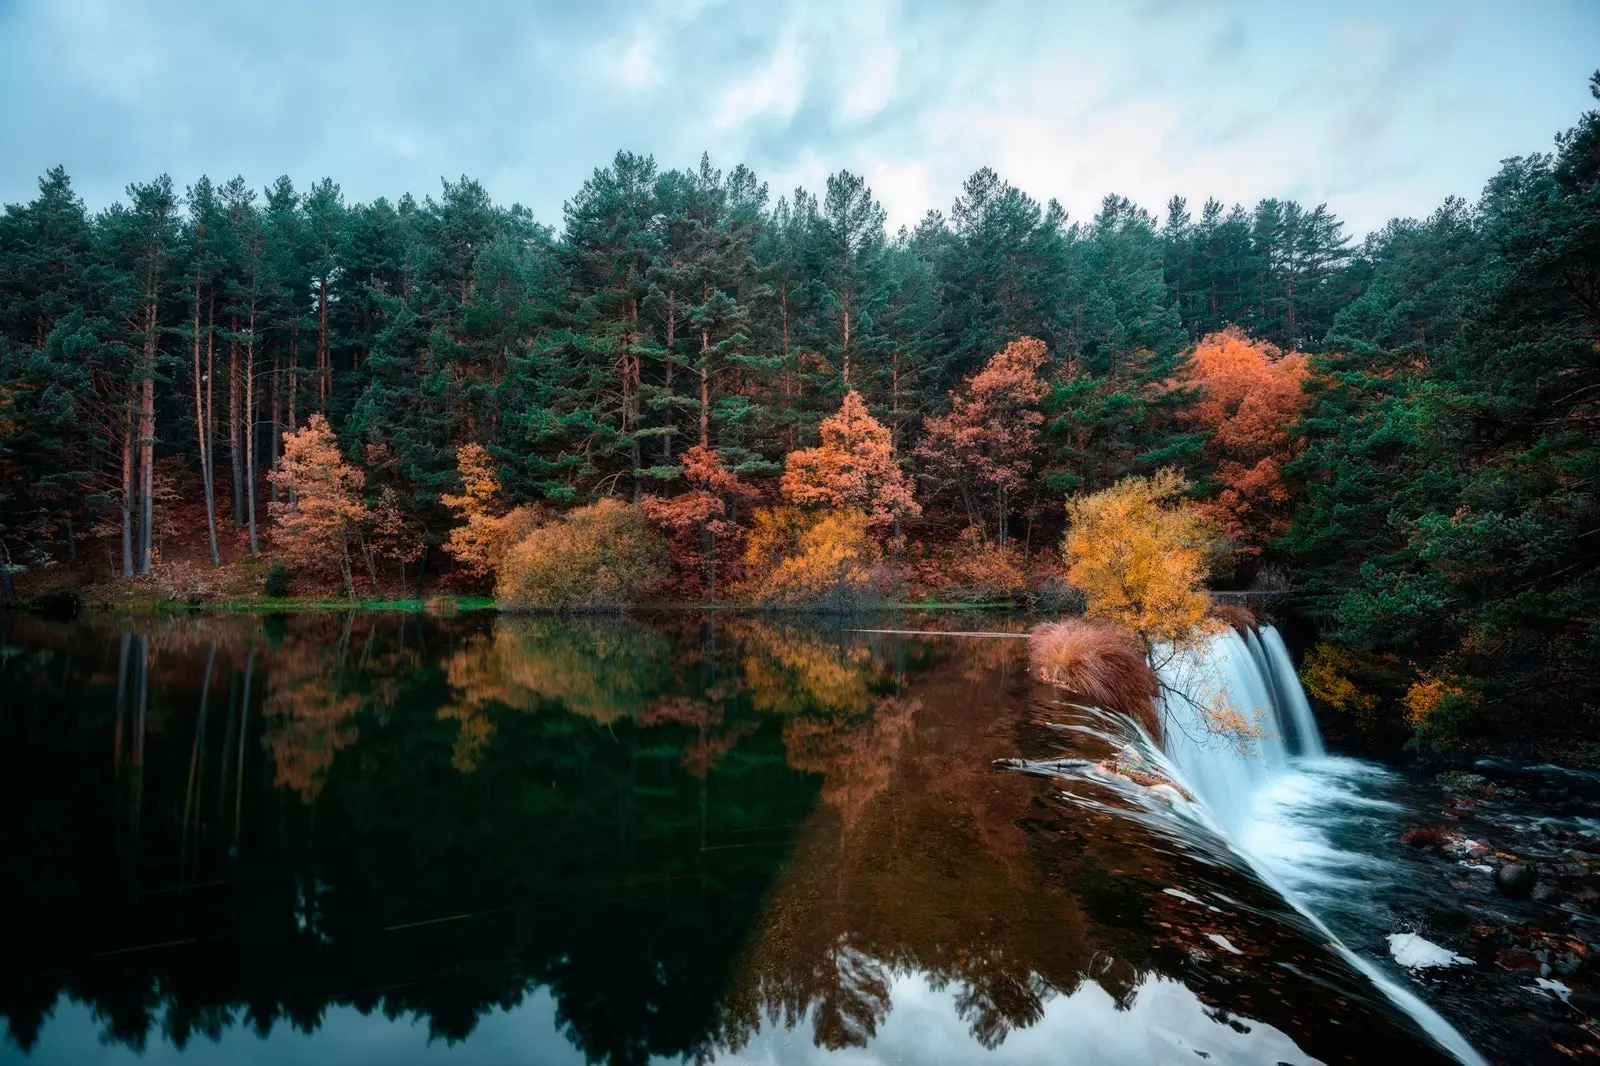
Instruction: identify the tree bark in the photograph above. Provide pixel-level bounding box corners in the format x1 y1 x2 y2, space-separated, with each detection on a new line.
245 300 259 556
121 423 134 578
138 289 157 575
193 274 220 566
229 316 243 528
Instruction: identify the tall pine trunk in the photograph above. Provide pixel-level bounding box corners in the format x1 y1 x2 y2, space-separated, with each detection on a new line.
269 350 281 504
192 274 220 566
229 319 243 528
245 302 259 556
121 422 134 578
138 290 157 575
699 325 711 449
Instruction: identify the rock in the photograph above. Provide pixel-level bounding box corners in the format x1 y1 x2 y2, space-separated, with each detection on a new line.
1568 991 1600 1019
1498 947 1542 971
1497 864 1537 899
1533 882 1563 904
1555 953 1584 977
26 589 80 620
1400 827 1454 850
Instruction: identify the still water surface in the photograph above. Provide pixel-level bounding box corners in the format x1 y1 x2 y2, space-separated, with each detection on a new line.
1 612 1468 1065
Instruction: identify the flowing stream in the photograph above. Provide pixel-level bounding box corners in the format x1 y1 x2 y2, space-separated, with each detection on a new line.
1148 624 1486 1066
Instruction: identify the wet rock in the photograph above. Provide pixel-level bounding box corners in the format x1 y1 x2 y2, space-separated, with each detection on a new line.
1400 826 1454 850
1496 864 1537 898
1532 882 1563 904
1568 991 1600 1019
1555 953 1584 977
1497 946 1541 971
1436 770 1491 795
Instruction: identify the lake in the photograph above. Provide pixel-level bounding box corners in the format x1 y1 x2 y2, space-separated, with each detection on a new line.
1 611 1585 1064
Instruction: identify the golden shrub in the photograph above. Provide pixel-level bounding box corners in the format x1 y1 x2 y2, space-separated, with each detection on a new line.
495 498 669 610
741 506 885 608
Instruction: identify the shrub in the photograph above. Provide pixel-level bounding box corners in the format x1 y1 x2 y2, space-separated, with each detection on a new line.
741 506 887 609
1210 602 1257 634
1028 619 1160 736
913 528 1027 602
264 560 291 597
495 499 669 610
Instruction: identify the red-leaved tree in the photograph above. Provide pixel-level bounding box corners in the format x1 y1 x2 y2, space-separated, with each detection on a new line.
916 337 1048 546
642 445 757 598
268 415 368 597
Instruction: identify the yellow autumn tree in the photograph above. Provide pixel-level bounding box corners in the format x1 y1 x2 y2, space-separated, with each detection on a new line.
267 415 368 597
442 442 542 580
1062 469 1219 650
741 507 884 608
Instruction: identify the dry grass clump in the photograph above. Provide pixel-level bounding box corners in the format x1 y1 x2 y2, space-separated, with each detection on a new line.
1028 619 1160 736
1210 601 1257 635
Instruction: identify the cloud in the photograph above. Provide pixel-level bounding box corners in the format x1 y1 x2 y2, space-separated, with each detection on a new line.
0 0 1595 239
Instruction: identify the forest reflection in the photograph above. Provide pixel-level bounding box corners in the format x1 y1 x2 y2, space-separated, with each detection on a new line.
2 612 1453 1064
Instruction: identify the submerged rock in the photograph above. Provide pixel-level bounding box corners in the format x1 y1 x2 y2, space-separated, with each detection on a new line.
1496 864 1537 899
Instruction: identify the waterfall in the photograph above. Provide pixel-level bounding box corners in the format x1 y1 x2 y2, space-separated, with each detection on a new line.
1151 624 1323 834
1145 624 1484 1066
1150 624 1319 832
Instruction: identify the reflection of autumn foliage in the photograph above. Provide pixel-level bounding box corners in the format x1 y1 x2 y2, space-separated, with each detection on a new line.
729 620 889 717
781 391 919 529
641 696 758 779
440 618 675 727
721 644 1096 1055
1179 328 1309 557
1063 469 1219 650
495 499 669 609
740 507 885 607
783 696 920 828
262 628 364 800
917 337 1049 546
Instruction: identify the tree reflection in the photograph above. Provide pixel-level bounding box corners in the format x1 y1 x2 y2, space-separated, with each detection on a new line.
0 613 1458 1066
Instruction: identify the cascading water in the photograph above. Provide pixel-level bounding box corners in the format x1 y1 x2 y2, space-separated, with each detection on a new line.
1146 622 1486 1066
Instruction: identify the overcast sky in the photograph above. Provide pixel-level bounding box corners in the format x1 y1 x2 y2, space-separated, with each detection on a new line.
1 0 1595 238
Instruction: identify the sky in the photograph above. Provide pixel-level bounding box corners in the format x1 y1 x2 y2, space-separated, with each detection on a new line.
1 0 1595 239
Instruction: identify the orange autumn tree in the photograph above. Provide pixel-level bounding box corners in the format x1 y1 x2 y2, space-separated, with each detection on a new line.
442 442 542 581
642 445 757 598
781 390 919 531
917 337 1048 546
1179 327 1309 557
268 415 368 597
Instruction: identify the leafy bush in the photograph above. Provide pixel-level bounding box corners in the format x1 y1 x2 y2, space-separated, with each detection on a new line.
740 506 887 610
495 498 668 610
911 528 1026 602
264 560 291 597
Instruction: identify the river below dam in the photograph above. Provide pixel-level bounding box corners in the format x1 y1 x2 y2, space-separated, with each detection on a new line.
3 611 1597 1064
